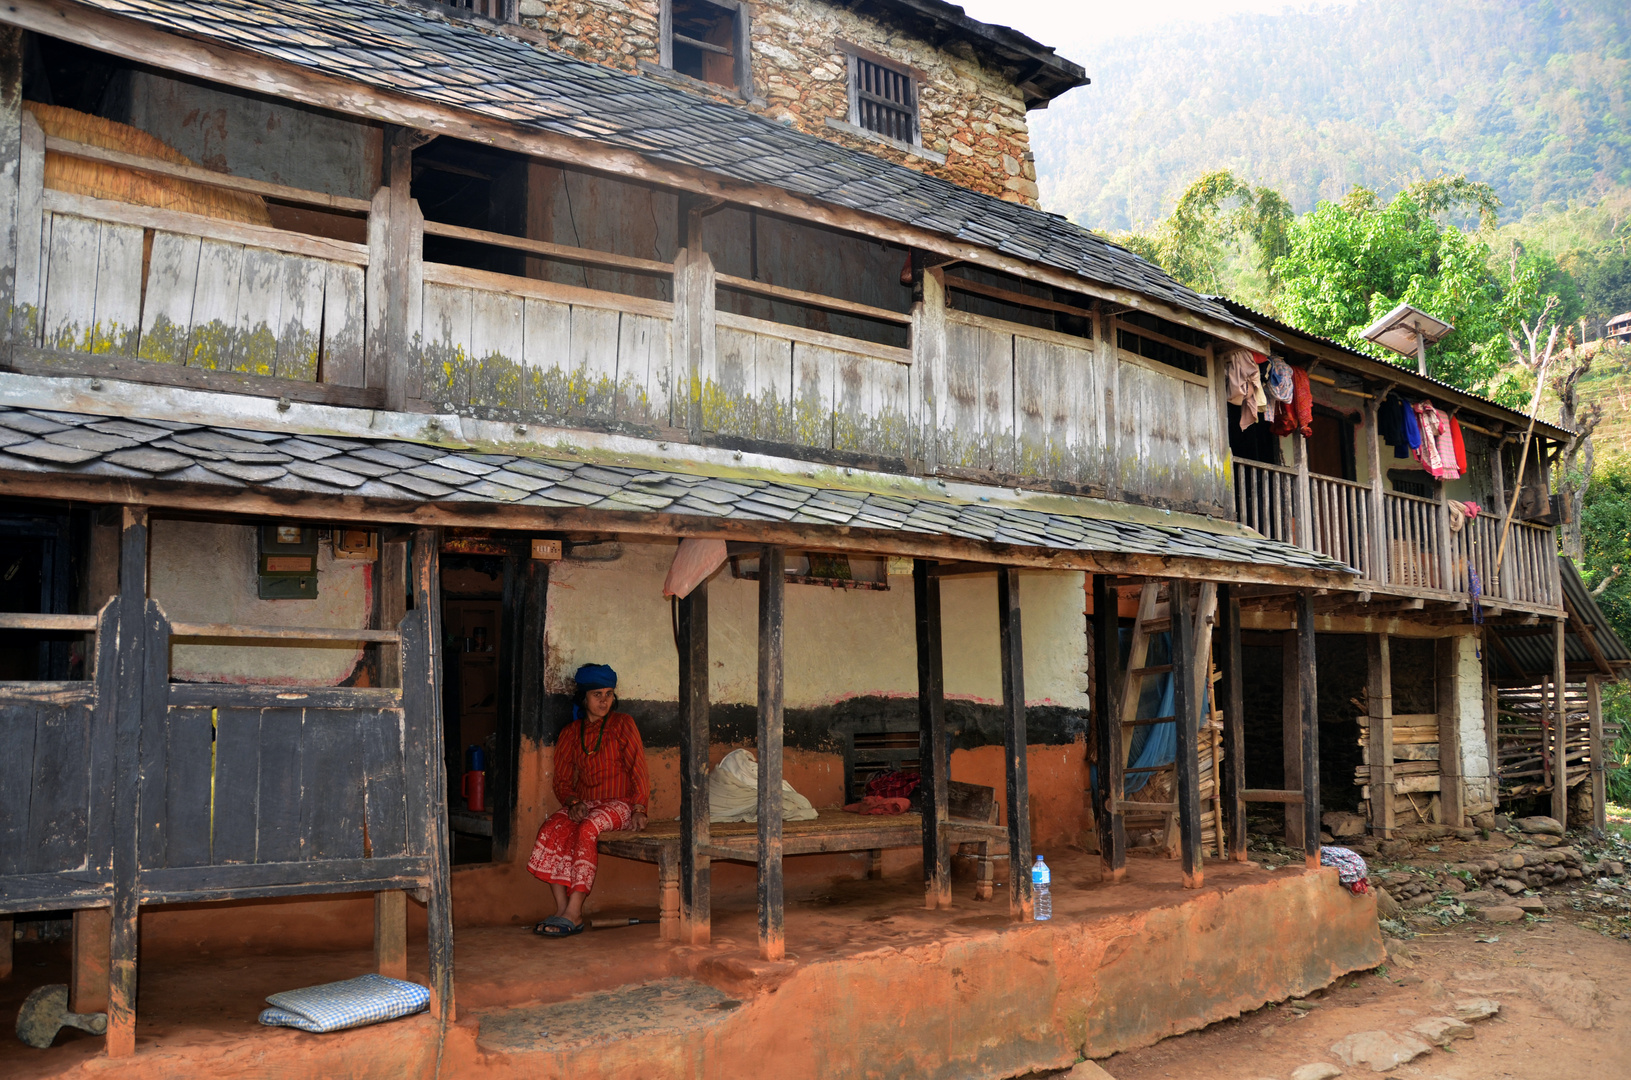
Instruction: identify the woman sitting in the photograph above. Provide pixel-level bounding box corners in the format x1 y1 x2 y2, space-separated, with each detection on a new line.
528 663 650 937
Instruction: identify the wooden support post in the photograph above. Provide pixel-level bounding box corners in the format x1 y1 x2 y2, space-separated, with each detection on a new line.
70 908 111 1014
1588 675 1606 838
997 568 1032 920
912 266 946 476
756 545 786 962
366 891 405 981
677 582 711 944
0 918 10 980
107 506 148 1058
1293 431 1312 550
1281 628 1304 851
1217 584 1247 862
409 528 454 1023
914 560 951 909
1172 581 1204 889
1297 593 1320 866
675 199 718 439
1435 489 1455 593
1090 574 1126 878
1552 618 1568 826
373 128 422 410
1436 637 1465 827
1365 395 1386 583
1367 634 1395 840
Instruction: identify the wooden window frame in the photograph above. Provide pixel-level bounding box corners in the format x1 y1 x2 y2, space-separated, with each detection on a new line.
432 0 516 23
660 0 753 98
1111 315 1211 386
843 44 922 148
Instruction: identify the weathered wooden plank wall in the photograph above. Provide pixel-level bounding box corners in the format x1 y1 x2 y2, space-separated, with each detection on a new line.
1118 359 1225 507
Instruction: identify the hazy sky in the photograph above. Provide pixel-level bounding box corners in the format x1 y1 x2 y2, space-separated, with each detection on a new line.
955 0 1323 53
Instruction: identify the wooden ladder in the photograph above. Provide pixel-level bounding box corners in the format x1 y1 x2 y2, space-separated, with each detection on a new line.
1114 582 1220 857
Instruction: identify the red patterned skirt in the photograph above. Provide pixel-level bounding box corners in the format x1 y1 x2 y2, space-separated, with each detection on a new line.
526 799 633 894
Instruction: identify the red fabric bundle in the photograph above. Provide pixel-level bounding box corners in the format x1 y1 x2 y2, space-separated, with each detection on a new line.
865 770 921 800
843 796 912 816
1290 365 1314 438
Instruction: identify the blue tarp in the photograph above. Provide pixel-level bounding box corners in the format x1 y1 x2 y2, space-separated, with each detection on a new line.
1091 630 1205 796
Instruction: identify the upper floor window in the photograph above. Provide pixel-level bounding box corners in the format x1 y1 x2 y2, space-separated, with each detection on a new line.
846 48 920 147
1115 311 1210 380
663 0 751 95
436 0 515 21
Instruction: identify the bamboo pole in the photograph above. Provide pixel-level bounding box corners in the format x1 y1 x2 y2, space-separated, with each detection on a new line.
1493 328 1558 590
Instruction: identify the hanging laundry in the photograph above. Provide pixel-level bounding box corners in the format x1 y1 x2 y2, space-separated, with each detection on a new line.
1446 500 1467 532
1402 397 1421 451
1377 394 1411 459
1224 349 1267 429
1449 414 1467 474
1265 356 1295 436
1412 401 1445 475
1289 364 1314 438
1462 501 1480 518
1432 406 1460 480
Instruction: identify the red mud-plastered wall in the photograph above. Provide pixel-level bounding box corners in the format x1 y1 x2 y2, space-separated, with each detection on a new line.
136 738 1092 957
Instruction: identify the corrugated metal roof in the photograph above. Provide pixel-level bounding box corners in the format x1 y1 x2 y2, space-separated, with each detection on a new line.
1213 297 1574 441
1488 558 1631 681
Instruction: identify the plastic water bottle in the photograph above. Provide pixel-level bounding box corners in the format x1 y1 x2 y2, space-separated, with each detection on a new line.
1032 855 1052 921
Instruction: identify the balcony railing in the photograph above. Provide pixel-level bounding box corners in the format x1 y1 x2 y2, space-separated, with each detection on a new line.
1234 460 1561 611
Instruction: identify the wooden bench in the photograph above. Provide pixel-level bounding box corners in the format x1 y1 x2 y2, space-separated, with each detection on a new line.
598 810 1009 941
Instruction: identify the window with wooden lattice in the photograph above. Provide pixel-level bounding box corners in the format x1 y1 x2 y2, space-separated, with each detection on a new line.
434 0 515 22
846 48 920 147
662 0 751 95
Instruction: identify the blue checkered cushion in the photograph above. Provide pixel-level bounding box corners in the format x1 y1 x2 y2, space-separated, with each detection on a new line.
258 974 430 1033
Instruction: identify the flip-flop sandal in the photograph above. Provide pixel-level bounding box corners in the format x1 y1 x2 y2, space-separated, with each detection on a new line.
534 916 584 937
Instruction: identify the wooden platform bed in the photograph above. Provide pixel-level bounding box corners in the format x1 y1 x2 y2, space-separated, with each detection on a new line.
599 810 1009 941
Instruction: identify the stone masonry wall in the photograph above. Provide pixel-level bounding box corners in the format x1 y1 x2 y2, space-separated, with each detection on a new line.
516 0 1042 204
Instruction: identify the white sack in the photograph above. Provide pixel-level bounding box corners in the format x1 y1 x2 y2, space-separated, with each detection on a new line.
708 748 819 823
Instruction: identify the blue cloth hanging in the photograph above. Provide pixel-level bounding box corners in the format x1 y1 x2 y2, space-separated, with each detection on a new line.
1089 629 1207 796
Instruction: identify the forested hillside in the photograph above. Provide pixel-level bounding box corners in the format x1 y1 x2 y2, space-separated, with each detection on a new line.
1033 0 1631 232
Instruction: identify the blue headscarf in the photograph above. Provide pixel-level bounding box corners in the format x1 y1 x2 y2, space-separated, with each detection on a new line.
573 663 617 720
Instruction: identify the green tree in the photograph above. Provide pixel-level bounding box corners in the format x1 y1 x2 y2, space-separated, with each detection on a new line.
1577 458 1631 802
1272 177 1572 402
1114 170 1293 302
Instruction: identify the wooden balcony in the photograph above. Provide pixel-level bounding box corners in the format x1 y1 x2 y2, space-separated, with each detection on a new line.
1234 458 1562 613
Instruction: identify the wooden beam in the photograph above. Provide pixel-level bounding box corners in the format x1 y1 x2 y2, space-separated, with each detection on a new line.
677 582 711 944
914 560 951 909
0 470 1359 591
69 908 110 1015
1436 637 1464 827
1172 582 1204 889
1217 584 1248 862
1588 675 1607 838
1293 433 1312 551
106 506 147 1058
1297 592 1320 865
1552 618 1568 826
3 346 386 409
756 545 786 962
410 526 454 1023
1242 789 1305 803
1090 574 1126 878
1367 634 1395 839
997 568 1032 920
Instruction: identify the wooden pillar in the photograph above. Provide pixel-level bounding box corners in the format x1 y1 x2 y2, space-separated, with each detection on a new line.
0 918 10 980
1090 574 1126 878
675 199 718 439
374 534 409 974
372 891 408 980
1435 487 1455 592
1217 584 1247 861
1281 627 1304 850
107 506 148 1058
1365 394 1386 583
997 569 1032 919
1366 635 1395 839
70 909 111 1014
677 582 711 944
1436 637 1465 826
1588 675 1606 838
1293 431 1312 550
1172 582 1203 888
1552 618 1568 825
914 560 951 909
1297 592 1320 866
912 267 946 477
372 128 423 411
410 528 454 1023
756 545 786 961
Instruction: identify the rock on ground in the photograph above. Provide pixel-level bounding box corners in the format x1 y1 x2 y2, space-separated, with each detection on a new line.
1374 887 1402 919
1516 816 1565 835
1290 1064 1345 1080
1411 1015 1474 1046
1454 998 1501 1022
1479 905 1526 923
1331 1030 1433 1072
1064 1062 1116 1080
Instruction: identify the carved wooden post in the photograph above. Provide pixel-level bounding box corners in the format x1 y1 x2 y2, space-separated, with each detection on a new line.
997 569 1032 920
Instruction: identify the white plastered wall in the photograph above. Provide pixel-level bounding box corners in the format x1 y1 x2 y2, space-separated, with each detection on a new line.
1457 634 1494 816
542 540 1090 709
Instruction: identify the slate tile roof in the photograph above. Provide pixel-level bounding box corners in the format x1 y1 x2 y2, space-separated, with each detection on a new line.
0 406 1353 577
66 0 1253 334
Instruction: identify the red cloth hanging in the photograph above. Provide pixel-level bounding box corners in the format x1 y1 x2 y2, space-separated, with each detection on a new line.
1289 365 1314 438
1450 415 1467 474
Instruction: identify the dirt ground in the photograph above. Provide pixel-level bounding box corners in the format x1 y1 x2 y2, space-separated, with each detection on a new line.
1075 811 1631 1080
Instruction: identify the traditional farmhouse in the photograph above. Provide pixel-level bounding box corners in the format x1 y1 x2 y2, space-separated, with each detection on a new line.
6 0 1603 1076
